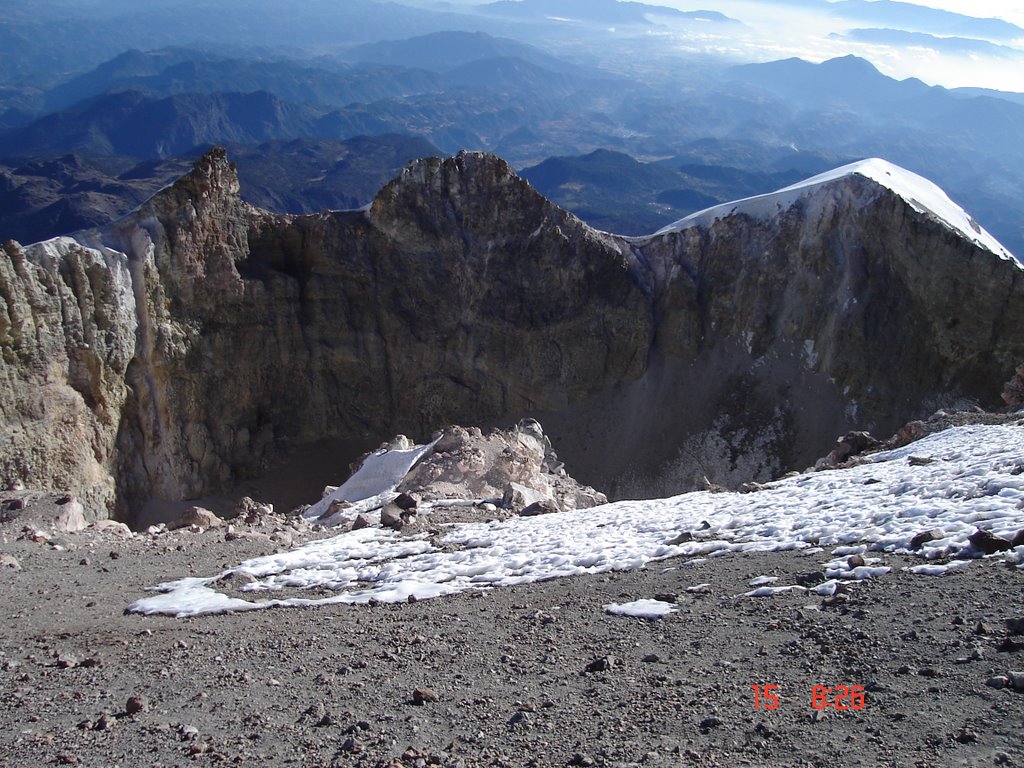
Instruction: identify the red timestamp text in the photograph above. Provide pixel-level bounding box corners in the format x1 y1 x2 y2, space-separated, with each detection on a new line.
751 684 866 711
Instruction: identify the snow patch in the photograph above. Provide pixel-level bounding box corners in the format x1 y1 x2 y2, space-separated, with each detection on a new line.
128 424 1024 617
604 599 678 619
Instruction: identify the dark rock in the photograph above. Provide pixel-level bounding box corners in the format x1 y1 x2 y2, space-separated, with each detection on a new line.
521 500 559 516
393 492 418 510
910 529 944 550
699 716 722 729
969 529 1013 554
908 455 937 466
411 687 439 705
125 696 146 716
666 531 694 545
847 554 866 568
350 514 372 531
997 637 1024 653
1006 618 1024 636
380 504 404 530
584 655 617 673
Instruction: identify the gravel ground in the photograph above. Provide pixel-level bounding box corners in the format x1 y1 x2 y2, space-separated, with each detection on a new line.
1 523 1023 768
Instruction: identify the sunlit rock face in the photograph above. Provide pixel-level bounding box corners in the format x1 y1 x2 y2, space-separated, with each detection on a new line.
2 147 1022 521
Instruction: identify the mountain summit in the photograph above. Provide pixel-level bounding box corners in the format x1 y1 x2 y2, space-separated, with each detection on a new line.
2 149 1022 520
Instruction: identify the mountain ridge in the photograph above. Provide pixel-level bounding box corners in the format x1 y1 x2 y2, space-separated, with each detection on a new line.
2 148 1023 521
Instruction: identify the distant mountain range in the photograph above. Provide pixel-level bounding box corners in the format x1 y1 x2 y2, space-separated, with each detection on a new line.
1 20 1023 255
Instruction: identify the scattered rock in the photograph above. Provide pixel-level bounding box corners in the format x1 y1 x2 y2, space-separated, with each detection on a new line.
985 676 1009 689
666 531 693 545
0 554 21 570
847 554 866 568
908 455 937 466
350 514 372 531
125 696 146 716
1005 618 1024 636
91 519 132 537
380 503 404 531
1009 671 1024 691
234 496 274 522
968 529 1013 554
169 506 222 531
954 727 979 744
699 716 722 729
521 499 559 517
910 529 944 550
584 655 617 674
411 687 439 705
393 492 418 510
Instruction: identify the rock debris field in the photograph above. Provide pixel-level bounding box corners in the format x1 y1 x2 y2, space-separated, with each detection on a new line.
1 422 1023 767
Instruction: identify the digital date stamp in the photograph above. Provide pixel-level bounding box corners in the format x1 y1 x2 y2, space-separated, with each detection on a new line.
751 684 866 711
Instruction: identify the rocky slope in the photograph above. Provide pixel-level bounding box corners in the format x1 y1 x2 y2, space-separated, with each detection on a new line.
1 148 1023 522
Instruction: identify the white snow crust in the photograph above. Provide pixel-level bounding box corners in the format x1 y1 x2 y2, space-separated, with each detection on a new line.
300 439 437 526
655 157 1017 263
604 599 678 619
128 424 1024 618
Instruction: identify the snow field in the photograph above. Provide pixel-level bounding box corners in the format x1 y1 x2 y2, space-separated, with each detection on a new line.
129 424 1024 618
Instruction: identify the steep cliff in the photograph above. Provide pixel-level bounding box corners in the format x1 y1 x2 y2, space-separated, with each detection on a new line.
2 148 1022 522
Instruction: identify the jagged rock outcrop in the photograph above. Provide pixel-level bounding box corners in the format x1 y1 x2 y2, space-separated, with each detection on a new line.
2 148 1023 522
397 419 607 514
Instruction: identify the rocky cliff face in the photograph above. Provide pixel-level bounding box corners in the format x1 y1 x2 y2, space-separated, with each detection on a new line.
2 148 1022 522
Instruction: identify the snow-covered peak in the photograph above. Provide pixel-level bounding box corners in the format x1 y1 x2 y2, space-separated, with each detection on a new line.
655 157 1016 263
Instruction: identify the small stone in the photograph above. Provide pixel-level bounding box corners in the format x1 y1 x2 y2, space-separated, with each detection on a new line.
380 504 404 530
568 754 595 767
350 514 372 531
985 676 1009 689
584 655 617 673
0 554 21 570
1009 671 1024 691
666 531 693 545
94 519 133 538
188 742 209 756
412 687 439 705
908 455 936 466
95 713 116 731
57 754 79 765
969 529 1013 554
56 652 78 669
699 716 722 729
910 529 944 550
170 506 222 531
997 637 1024 653
1006 618 1024 636
179 725 200 741
315 712 336 727
654 592 677 603
917 667 940 678
641 654 661 663
975 621 995 635
393 492 418 510
847 554 866 568
955 727 979 744
125 696 146 716
341 737 361 753
521 499 559 516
